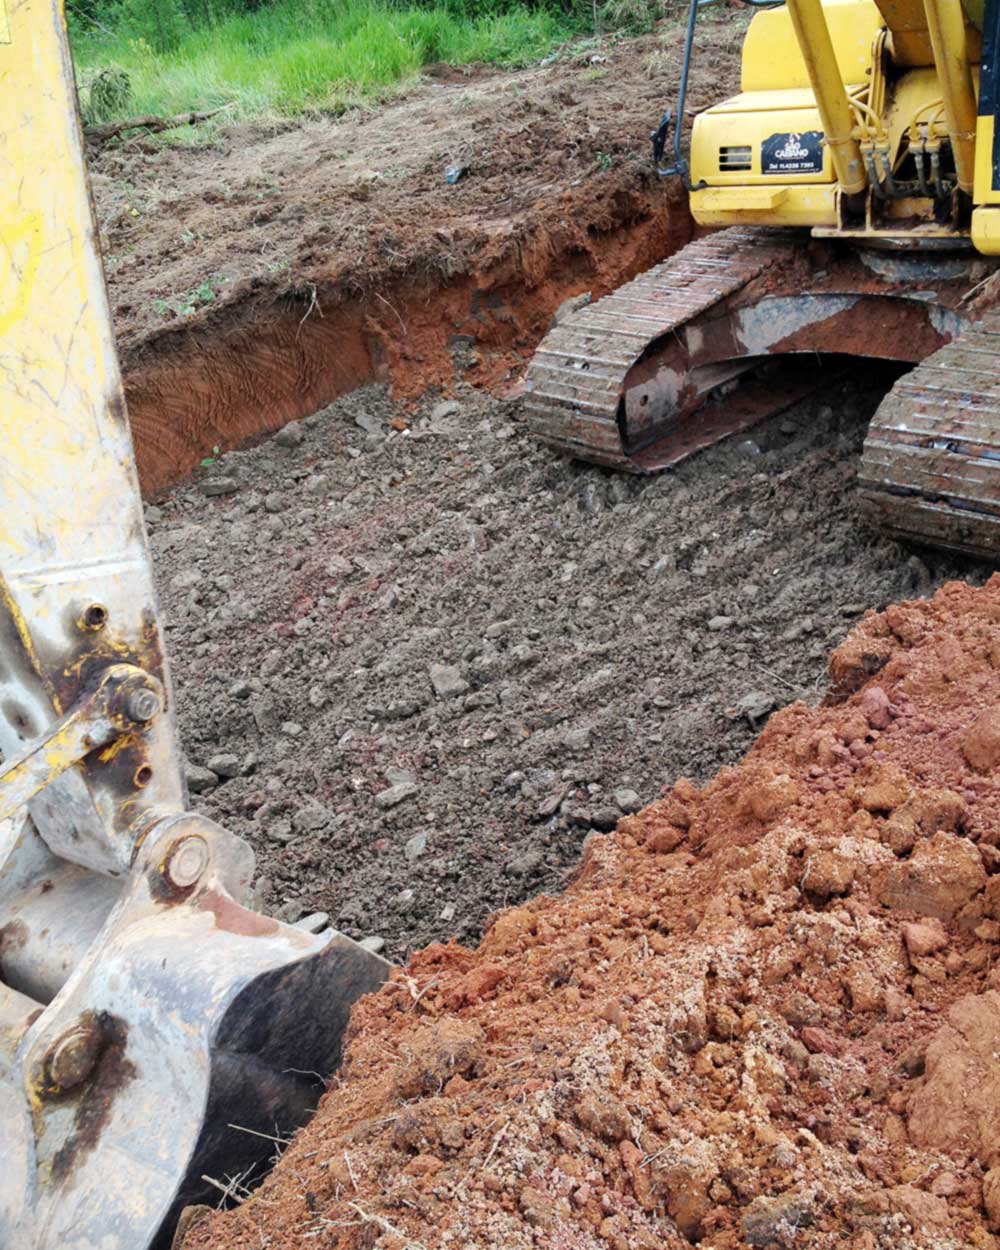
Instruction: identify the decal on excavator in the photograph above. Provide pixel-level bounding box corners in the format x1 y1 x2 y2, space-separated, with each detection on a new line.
761 131 823 175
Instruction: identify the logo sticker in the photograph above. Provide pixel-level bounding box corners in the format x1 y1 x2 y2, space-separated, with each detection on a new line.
761 131 823 176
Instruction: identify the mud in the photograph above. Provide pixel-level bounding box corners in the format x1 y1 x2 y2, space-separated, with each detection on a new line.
151 368 989 965
89 27 747 494
185 574 1000 1250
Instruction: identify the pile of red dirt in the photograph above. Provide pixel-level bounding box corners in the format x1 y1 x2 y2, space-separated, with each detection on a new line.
188 575 1000 1250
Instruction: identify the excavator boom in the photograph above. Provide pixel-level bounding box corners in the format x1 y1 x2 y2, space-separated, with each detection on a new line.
0 4 387 1247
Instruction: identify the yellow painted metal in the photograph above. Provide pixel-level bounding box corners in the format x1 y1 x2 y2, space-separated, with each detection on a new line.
876 0 938 64
690 183 838 226
880 65 954 164
974 112 1000 202
689 0 991 242
972 205 1000 250
784 0 868 193
741 0 883 91
921 0 978 191
0 0 184 874
703 86 836 115
0 666 162 825
691 97 833 184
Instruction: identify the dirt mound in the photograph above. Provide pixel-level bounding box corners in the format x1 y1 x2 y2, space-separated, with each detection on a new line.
187 576 1000 1249
89 25 747 493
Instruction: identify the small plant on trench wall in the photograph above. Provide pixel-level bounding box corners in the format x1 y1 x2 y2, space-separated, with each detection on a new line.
596 150 613 171
152 274 226 319
200 445 221 468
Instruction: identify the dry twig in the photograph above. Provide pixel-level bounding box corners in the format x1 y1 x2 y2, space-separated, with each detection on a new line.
85 105 231 144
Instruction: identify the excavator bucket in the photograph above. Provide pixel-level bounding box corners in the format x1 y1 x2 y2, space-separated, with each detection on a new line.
0 3 388 1247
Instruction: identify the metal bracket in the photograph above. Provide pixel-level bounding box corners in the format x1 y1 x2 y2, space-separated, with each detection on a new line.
0 665 164 826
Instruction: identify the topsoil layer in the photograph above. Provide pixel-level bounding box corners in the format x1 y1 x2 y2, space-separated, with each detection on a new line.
188 574 1000 1249
92 26 739 354
90 26 746 493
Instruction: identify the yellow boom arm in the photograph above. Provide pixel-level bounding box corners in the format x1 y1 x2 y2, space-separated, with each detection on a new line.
0 5 387 1248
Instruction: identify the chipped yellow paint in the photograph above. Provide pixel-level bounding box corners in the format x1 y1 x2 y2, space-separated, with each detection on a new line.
0 0 9 42
0 0 133 561
0 0 186 876
97 734 135 764
0 573 61 712
0 213 43 335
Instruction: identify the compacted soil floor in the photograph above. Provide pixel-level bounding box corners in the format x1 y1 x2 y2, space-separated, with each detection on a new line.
150 370 989 963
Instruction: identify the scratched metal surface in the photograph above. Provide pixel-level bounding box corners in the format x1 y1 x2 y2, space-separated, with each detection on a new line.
0 0 183 876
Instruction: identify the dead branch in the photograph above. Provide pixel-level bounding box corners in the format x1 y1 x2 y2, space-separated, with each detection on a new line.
85 105 231 144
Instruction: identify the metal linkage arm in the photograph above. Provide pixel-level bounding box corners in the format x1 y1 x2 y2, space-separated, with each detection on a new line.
0 666 164 826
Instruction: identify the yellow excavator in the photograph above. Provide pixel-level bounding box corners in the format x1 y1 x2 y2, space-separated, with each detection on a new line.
0 4 388 1247
527 0 1000 556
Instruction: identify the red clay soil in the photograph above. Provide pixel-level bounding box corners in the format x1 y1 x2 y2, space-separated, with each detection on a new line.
89 24 747 494
187 575 1000 1250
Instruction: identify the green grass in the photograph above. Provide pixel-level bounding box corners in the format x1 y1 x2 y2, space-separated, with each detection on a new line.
71 0 581 125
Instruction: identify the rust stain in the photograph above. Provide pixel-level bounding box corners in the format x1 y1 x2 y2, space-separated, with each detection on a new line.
201 888 283 938
767 297 951 363
49 1014 136 1185
0 918 29 980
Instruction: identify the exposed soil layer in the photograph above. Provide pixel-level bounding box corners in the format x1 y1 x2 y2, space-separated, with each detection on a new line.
151 369 988 967
188 574 1000 1250
89 27 747 494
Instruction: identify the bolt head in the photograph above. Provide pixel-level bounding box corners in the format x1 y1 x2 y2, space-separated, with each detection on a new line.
126 686 161 723
166 835 210 889
45 1022 103 1091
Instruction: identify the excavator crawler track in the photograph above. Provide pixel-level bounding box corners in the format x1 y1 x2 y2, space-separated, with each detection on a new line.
859 316 1000 557
524 228 816 472
527 224 1000 559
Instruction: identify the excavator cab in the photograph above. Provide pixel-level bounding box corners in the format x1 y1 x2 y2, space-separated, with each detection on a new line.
0 3 388 1247
527 0 1000 556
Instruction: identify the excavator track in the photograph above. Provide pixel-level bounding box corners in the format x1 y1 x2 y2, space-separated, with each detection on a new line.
524 227 820 471
859 316 1000 557
527 224 1000 559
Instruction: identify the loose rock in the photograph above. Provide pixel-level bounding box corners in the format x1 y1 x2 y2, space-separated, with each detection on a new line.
429 664 469 700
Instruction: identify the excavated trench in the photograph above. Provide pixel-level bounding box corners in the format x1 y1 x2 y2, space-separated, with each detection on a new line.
123 182 694 496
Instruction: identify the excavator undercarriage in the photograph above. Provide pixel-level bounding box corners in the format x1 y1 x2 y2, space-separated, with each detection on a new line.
527 0 1000 558
527 229 1000 555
